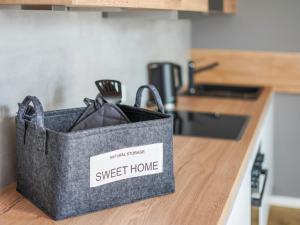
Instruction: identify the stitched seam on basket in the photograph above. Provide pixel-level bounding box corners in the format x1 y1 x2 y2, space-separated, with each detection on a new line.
17 118 170 131
68 124 163 139
17 116 172 138
60 120 172 140
74 114 128 121
45 109 163 119
44 112 81 118
17 118 171 135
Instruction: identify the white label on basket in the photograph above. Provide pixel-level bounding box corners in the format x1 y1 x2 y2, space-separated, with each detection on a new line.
90 143 164 188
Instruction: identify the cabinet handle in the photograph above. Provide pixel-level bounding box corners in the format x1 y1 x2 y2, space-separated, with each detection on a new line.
251 169 268 207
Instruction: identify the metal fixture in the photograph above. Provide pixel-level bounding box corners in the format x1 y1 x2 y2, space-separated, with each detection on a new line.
187 60 219 94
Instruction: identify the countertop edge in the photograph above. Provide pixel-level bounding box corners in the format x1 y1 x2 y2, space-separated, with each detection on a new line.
218 87 274 225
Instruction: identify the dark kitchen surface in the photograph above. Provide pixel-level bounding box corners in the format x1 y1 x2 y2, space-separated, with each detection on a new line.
170 110 250 140
183 83 263 100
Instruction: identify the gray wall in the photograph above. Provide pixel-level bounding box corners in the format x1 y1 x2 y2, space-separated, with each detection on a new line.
182 0 300 198
182 0 300 52
273 93 300 198
0 9 190 188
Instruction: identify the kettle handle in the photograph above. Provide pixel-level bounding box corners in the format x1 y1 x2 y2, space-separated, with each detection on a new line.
174 64 183 92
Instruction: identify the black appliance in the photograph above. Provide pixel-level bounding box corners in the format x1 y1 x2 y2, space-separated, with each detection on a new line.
170 110 249 140
148 62 183 110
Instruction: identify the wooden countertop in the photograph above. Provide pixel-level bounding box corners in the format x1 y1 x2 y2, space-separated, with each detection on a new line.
191 49 300 94
0 87 273 225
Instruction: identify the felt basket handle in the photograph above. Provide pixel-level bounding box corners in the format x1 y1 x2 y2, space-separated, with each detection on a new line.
17 96 45 128
134 85 165 113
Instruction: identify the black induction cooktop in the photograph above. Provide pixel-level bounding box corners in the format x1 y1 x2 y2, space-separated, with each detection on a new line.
169 111 250 140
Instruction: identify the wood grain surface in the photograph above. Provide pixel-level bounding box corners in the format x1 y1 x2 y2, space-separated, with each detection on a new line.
0 0 71 5
0 0 209 12
268 206 300 225
223 0 237 13
191 49 300 94
0 0 239 13
0 87 272 225
71 0 208 12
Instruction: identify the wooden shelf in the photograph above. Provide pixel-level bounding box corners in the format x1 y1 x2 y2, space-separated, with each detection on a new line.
0 0 208 12
0 0 70 5
223 0 237 13
208 0 237 13
0 0 237 13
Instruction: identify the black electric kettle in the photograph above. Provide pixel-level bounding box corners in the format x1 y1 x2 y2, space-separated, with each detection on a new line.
147 62 183 110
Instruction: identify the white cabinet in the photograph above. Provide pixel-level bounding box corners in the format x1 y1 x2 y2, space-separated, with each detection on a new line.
226 97 274 225
226 162 252 225
255 98 274 225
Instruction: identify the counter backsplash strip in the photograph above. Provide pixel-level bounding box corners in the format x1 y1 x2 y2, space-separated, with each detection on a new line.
0 10 191 188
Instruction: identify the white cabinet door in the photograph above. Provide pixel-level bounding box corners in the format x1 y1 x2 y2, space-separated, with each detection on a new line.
254 98 274 225
226 165 251 225
226 97 274 225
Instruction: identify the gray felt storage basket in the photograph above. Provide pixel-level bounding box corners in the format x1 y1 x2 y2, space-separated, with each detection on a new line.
16 85 175 220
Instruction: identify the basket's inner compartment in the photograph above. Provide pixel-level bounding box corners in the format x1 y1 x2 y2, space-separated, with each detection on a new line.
44 108 84 132
119 105 168 123
43 106 169 133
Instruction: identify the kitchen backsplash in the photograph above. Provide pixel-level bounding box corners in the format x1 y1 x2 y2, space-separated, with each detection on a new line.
0 10 191 188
